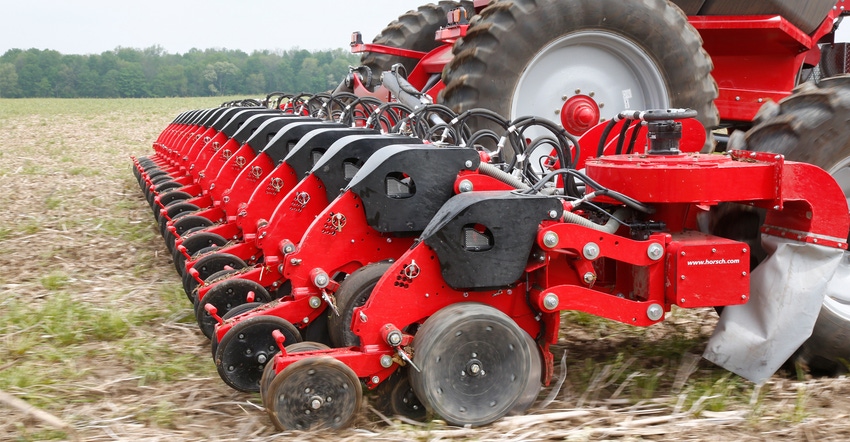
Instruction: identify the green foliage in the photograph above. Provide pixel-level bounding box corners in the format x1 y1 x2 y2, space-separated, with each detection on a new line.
0 46 360 98
39 271 69 290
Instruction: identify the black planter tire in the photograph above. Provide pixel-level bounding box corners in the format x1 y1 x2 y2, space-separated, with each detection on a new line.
327 262 391 348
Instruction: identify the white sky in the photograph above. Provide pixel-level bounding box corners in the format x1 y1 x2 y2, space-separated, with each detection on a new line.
1 0 429 55
3 1 848 56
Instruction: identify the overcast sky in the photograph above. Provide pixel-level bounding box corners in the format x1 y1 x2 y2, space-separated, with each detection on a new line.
4 1 849 56
1 0 429 55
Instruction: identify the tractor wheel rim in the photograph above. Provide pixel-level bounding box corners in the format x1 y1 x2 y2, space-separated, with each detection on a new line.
823 156 850 319
511 30 669 133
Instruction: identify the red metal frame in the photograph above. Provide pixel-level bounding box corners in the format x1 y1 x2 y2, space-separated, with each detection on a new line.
211 172 518 343
690 8 840 124
265 146 849 396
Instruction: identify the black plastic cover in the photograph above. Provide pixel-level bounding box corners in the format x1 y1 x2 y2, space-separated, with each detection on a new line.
231 113 297 145
311 134 422 202
348 145 480 233
281 127 379 176
191 108 224 127
421 191 561 290
206 107 246 131
259 121 347 162
243 117 321 153
216 109 280 135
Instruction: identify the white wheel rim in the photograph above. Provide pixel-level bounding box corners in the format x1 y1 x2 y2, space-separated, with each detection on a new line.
511 30 670 127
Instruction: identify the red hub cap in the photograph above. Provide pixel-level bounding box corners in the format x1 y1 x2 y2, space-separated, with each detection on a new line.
561 95 600 136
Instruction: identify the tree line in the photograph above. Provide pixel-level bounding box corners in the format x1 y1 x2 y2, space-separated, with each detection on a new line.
0 46 361 98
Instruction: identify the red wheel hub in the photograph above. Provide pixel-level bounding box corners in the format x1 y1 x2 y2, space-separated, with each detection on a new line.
560 95 600 136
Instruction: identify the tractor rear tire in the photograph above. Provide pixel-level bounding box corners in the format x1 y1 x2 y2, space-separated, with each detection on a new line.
362 1 474 75
441 0 719 149
728 75 850 374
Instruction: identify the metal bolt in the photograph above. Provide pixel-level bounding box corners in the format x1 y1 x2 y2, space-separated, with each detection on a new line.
386 330 403 346
742 271 747 276
647 243 664 261
741 294 747 300
380 355 393 368
371 376 380 384
647 304 664 321
575 89 581 94
583 272 596 284
548 209 559 219
711 248 716 253
681 251 686 256
681 298 686 303
283 243 295 254
554 109 560 115
464 160 473 168
469 363 481 375
257 354 267 364
458 179 473 193
681 275 686 280
309 296 321 309
583 242 600 260
314 272 329 288
303 317 309 323
310 397 323 409
562 95 568 101
743 248 748 253
543 232 559 248
543 293 559 310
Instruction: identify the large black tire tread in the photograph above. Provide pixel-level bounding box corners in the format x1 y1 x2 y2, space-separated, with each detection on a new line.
441 0 719 150
728 75 850 374
363 1 475 75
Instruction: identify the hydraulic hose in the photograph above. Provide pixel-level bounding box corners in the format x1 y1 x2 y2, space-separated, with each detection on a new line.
563 208 629 234
478 162 530 190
